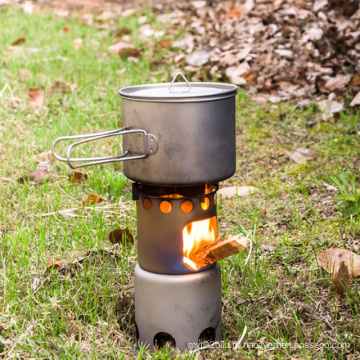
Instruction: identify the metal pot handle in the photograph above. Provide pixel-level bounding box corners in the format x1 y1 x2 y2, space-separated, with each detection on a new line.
168 72 191 93
52 126 158 169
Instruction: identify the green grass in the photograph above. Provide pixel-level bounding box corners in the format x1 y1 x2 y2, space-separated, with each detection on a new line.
1 4 360 359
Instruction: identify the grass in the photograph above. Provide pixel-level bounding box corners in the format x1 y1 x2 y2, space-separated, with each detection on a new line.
1 4 360 359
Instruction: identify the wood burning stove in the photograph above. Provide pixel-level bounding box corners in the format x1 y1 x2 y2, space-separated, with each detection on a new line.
52 73 238 350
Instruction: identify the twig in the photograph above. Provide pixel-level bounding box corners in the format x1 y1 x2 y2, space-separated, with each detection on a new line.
33 56 68 63
233 325 247 350
0 177 15 183
1 95 49 111
0 83 15 102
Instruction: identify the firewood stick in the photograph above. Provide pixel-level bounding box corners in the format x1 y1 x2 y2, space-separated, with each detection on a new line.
188 233 249 267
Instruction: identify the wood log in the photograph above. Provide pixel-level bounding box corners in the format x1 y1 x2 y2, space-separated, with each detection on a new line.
188 233 249 268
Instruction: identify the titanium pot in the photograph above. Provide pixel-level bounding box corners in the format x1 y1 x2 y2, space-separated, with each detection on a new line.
52 73 238 185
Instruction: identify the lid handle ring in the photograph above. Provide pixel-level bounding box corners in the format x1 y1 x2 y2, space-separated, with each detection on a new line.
168 72 191 94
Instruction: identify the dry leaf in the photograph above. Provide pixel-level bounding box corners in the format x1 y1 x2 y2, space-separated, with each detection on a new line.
288 148 317 164
31 277 41 292
218 186 258 199
11 37 26 46
186 47 212 66
82 194 104 206
47 257 62 269
274 49 294 59
240 70 258 84
53 8 70 17
17 69 33 81
108 228 134 245
72 38 83 49
172 34 195 53
317 248 360 278
226 62 251 85
325 75 351 91
68 171 88 184
36 161 51 172
28 88 44 107
18 170 50 185
22 2 34 14
350 73 360 86
97 11 113 22
318 99 344 114
63 25 71 32
350 91 360 107
331 261 350 297
108 41 136 55
158 38 172 49
227 7 242 18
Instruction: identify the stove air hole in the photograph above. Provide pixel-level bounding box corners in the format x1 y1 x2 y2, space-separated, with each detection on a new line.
198 327 216 343
143 198 152 211
181 200 193 213
153 332 176 348
160 200 172 213
200 197 210 210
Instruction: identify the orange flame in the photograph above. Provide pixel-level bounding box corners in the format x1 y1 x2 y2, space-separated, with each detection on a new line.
183 216 217 270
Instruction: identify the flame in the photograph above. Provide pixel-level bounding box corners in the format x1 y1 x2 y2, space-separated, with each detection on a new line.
183 216 217 270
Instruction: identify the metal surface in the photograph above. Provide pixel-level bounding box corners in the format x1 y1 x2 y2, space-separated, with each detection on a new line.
121 96 236 184
52 127 158 169
52 74 237 184
134 263 222 351
119 72 237 102
136 185 217 275
168 72 191 94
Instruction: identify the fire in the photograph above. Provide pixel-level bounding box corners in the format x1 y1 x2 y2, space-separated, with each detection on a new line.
183 216 217 270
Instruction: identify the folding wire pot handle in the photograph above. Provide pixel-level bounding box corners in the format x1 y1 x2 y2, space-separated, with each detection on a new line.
52 126 158 169
52 73 193 170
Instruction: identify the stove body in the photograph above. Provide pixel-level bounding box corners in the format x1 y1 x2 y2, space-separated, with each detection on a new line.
133 184 222 350
52 73 237 351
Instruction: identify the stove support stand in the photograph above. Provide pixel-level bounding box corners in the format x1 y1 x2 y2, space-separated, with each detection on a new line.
134 263 222 351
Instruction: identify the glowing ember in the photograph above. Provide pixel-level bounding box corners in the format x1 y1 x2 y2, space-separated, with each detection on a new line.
183 216 217 270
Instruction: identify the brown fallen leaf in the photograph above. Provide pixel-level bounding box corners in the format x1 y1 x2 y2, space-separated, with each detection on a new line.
47 257 62 269
108 41 136 55
18 170 50 185
331 261 350 297
227 7 242 18
11 37 26 46
68 171 88 184
158 38 172 49
226 62 251 85
17 69 33 81
186 47 212 66
118 47 141 60
288 148 317 164
318 99 344 114
350 73 360 86
28 88 44 107
240 69 258 84
317 248 360 278
350 91 360 107
63 25 71 32
82 194 104 206
108 228 134 245
325 75 351 91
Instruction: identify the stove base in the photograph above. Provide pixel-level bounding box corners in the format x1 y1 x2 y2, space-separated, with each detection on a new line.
134 263 222 351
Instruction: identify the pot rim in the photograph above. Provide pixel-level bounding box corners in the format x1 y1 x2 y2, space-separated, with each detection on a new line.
119 82 238 103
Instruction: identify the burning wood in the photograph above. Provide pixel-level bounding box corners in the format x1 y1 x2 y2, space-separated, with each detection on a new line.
188 233 249 268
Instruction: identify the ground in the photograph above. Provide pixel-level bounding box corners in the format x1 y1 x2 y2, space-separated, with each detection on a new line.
0 1 359 359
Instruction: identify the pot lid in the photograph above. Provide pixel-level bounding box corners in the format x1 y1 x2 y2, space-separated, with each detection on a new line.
119 72 238 102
